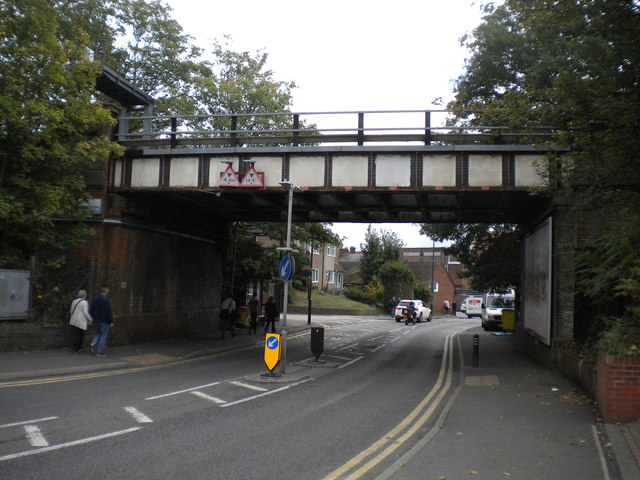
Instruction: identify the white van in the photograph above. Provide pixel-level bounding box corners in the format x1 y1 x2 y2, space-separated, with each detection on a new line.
465 295 484 318
481 290 515 330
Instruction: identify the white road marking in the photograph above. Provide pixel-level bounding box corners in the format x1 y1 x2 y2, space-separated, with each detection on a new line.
221 379 312 408
191 391 227 404
337 356 364 369
0 427 142 462
228 381 268 392
337 343 361 351
24 425 48 447
123 406 153 423
145 381 221 400
325 355 352 361
370 344 386 353
0 417 58 429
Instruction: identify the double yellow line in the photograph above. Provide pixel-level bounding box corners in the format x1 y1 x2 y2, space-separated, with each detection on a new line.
322 329 460 480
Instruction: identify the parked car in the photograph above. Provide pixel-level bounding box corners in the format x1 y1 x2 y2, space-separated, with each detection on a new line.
481 290 516 330
394 299 432 323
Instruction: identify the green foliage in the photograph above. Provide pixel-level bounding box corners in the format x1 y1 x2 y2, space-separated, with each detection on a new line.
345 286 372 304
449 0 640 352
413 282 433 305
377 261 415 302
450 0 640 193
363 275 384 306
359 225 405 285
576 193 640 355
0 0 119 270
420 223 520 292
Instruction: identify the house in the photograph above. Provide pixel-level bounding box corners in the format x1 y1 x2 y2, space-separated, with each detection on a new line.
338 246 471 310
304 242 343 291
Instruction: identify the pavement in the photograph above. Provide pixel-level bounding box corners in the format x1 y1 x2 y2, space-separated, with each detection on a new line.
0 314 638 480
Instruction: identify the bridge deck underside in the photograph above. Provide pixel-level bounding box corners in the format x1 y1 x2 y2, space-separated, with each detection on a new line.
118 187 548 225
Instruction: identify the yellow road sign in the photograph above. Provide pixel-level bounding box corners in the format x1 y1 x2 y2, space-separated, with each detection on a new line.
264 333 282 372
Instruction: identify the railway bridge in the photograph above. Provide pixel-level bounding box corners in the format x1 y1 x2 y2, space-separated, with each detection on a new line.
83 69 575 361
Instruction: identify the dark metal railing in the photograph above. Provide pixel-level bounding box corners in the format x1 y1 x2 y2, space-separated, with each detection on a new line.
115 110 556 149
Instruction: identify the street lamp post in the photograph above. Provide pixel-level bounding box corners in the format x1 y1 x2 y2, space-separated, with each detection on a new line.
278 180 299 374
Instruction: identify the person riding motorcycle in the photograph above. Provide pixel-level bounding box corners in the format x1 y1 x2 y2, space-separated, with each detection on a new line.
404 302 416 325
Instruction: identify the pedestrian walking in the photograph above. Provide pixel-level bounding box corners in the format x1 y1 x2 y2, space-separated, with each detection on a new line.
89 287 114 356
69 290 92 352
452 301 457 316
387 296 397 317
219 292 236 339
248 294 260 335
264 296 278 333
443 298 450 315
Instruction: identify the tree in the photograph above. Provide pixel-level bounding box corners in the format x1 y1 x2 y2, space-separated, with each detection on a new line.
419 223 520 292
0 0 118 270
449 0 640 194
447 0 640 350
220 221 340 295
359 225 405 285
377 261 415 303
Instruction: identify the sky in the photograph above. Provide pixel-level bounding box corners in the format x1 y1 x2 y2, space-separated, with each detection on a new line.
165 0 488 249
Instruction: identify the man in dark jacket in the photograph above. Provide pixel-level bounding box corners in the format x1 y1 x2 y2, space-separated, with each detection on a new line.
89 286 114 356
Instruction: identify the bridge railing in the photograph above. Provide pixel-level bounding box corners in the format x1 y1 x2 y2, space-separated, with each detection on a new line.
115 110 555 149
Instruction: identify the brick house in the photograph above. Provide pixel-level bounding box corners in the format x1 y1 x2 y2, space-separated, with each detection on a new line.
338 246 471 311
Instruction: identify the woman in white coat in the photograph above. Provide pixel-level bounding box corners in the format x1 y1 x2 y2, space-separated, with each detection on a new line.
69 290 93 352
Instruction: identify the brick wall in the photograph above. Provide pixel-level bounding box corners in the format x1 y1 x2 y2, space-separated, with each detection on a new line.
597 351 640 422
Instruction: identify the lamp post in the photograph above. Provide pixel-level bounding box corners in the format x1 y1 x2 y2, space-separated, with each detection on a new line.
278 180 299 374
307 244 313 325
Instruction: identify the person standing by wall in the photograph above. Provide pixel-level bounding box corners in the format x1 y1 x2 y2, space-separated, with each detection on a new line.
220 292 236 339
89 286 114 356
248 294 260 335
443 298 450 316
264 296 278 333
69 290 92 352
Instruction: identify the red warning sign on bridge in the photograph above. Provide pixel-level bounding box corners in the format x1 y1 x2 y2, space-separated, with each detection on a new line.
240 165 264 187
218 165 240 186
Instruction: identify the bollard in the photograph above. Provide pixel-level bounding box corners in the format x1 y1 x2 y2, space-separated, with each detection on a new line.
310 327 324 362
472 333 479 367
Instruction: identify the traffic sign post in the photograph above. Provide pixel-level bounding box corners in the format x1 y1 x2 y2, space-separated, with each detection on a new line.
279 255 295 281
263 333 282 375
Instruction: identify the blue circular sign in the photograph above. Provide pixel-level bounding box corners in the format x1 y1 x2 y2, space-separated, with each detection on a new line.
279 256 294 281
266 336 279 350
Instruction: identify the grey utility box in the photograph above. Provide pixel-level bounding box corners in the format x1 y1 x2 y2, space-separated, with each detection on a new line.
0 269 31 320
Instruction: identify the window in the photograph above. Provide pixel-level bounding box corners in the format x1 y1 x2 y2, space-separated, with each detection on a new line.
326 271 335 284
312 246 320 255
327 244 336 257
312 268 319 283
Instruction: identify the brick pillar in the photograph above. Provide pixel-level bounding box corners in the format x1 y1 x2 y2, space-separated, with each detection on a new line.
597 351 640 422
552 203 577 342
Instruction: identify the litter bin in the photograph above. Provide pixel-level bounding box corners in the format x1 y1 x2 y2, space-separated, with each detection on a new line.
501 309 515 331
236 306 249 327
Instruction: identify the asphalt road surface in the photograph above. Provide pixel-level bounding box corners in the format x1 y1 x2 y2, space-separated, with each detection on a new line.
0 315 471 480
